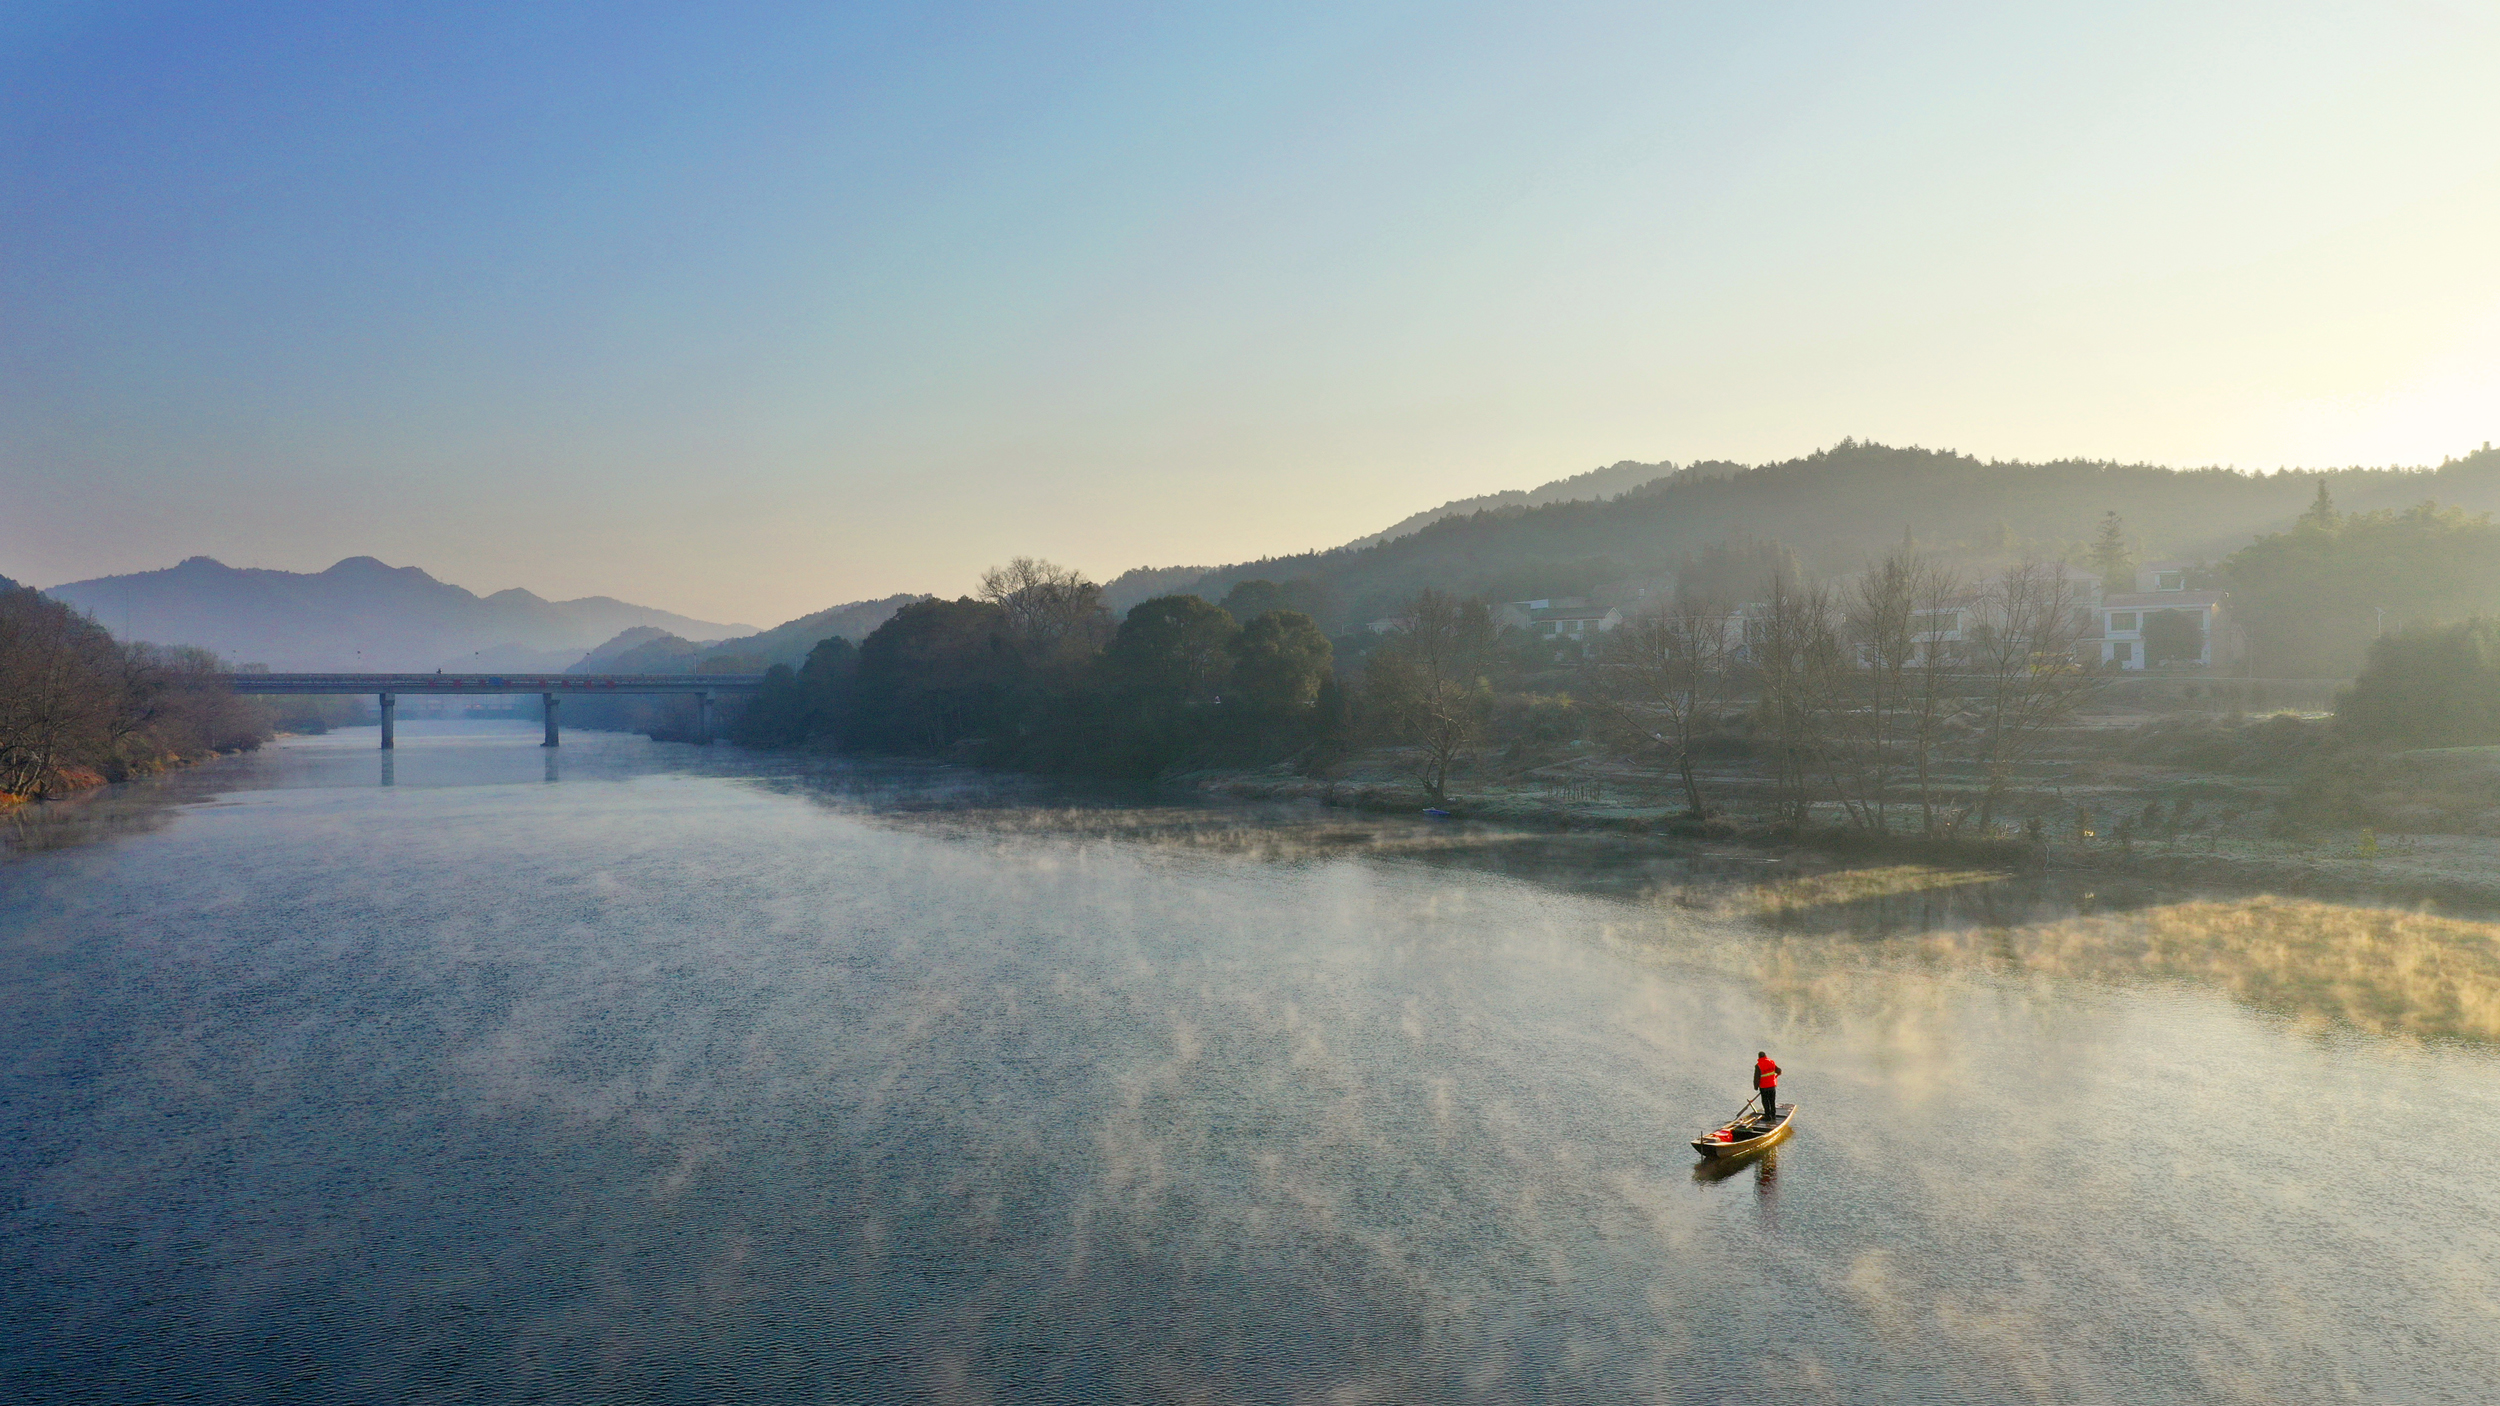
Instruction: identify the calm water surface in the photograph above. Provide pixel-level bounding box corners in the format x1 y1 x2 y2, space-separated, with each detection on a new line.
3 723 2494 1403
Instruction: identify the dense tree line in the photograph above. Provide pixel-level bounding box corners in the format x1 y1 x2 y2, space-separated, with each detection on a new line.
2221 488 2500 678
0 583 269 799
735 560 1342 777
733 548 2114 835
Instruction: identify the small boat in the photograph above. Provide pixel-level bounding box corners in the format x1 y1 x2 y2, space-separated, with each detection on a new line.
1692 1102 1797 1159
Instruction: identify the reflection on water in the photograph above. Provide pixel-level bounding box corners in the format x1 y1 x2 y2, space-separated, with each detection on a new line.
1896 898 2500 1044
2 723 2495 1403
1690 1146 1781 1187
1 774 195 854
814 788 2500 1051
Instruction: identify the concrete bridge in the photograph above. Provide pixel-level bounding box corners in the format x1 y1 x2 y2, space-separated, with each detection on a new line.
219 673 768 748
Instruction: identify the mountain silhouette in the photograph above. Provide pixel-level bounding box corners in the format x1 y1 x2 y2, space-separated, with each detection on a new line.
43 556 757 672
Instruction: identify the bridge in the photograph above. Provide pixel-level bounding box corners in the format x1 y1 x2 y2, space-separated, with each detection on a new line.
219 673 768 749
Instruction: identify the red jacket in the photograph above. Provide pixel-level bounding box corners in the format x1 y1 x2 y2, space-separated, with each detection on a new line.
1754 1056 1780 1089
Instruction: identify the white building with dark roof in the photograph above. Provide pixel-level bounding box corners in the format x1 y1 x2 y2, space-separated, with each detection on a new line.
1495 598 1623 640
2095 563 2235 669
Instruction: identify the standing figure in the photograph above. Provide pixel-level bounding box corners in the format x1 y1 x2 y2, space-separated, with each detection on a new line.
1754 1050 1781 1120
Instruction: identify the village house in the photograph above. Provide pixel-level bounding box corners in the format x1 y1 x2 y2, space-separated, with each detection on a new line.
2094 562 2237 669
1495 598 1623 640
1907 597 1978 666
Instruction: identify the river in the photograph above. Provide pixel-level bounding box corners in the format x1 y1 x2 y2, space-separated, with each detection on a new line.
3 722 2494 1403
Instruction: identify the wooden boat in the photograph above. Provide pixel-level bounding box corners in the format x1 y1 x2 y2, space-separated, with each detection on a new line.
1691 1102 1797 1159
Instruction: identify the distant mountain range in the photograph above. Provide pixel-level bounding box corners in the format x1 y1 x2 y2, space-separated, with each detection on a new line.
563 594 928 678
42 556 758 672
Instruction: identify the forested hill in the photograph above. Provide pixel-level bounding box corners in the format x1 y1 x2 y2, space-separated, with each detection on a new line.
564 593 929 678
1184 441 2500 629
1338 458 1704 550
700 593 926 669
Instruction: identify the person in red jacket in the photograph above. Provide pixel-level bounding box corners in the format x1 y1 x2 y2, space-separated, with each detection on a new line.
1754 1051 1781 1119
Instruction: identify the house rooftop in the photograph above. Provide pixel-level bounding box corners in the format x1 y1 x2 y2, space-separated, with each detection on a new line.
2102 590 2224 609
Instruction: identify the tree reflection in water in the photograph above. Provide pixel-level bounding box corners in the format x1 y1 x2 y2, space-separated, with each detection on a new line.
797 780 2500 1051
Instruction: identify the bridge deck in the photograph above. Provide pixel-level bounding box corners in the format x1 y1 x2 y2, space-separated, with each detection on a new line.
221 673 766 695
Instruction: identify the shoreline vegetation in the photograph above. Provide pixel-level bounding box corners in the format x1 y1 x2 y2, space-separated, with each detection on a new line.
709 507 2500 915
1189 770 2500 916
0 581 272 806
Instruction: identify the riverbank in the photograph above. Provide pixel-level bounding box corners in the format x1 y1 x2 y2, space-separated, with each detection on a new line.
1191 765 2500 914
2 763 118 809
1 743 266 808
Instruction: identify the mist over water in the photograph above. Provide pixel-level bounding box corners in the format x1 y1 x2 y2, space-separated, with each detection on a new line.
3 724 2494 1403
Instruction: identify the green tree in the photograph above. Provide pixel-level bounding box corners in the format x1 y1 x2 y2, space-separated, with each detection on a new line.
2225 500 2500 677
735 636 856 746
1227 609 1332 713
2336 619 2500 747
1104 595 1237 703
2088 511 2134 594
848 598 1021 752
1039 594 1243 777
2141 608 2205 666
1217 578 1328 626
2298 479 2339 531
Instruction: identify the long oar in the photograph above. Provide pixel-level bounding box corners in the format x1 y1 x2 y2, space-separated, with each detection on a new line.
1699 1094 1759 1149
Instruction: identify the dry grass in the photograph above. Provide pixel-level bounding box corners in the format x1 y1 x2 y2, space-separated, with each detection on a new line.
1932 897 2500 1043
1745 865 2009 917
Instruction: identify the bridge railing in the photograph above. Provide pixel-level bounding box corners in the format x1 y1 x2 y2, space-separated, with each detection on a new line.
218 673 766 694
214 673 768 749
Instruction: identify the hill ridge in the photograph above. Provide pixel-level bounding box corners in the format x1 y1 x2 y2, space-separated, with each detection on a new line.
44 555 758 672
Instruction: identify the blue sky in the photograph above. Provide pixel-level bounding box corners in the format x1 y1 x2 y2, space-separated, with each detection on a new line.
6 2 2496 623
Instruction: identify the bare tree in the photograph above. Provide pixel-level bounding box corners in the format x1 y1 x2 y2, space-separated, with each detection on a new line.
978 557 1111 666
1750 577 1842 829
1 588 269 799
1594 597 1733 815
1839 550 1964 834
1364 589 1494 804
1966 558 2103 831
0 588 124 798
1906 582 1965 836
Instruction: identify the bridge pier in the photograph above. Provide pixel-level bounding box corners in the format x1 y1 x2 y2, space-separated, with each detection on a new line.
379 692 396 750
697 691 714 745
542 692 559 748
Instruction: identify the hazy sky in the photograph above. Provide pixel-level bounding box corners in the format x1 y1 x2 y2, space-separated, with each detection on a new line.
6 2 2496 626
